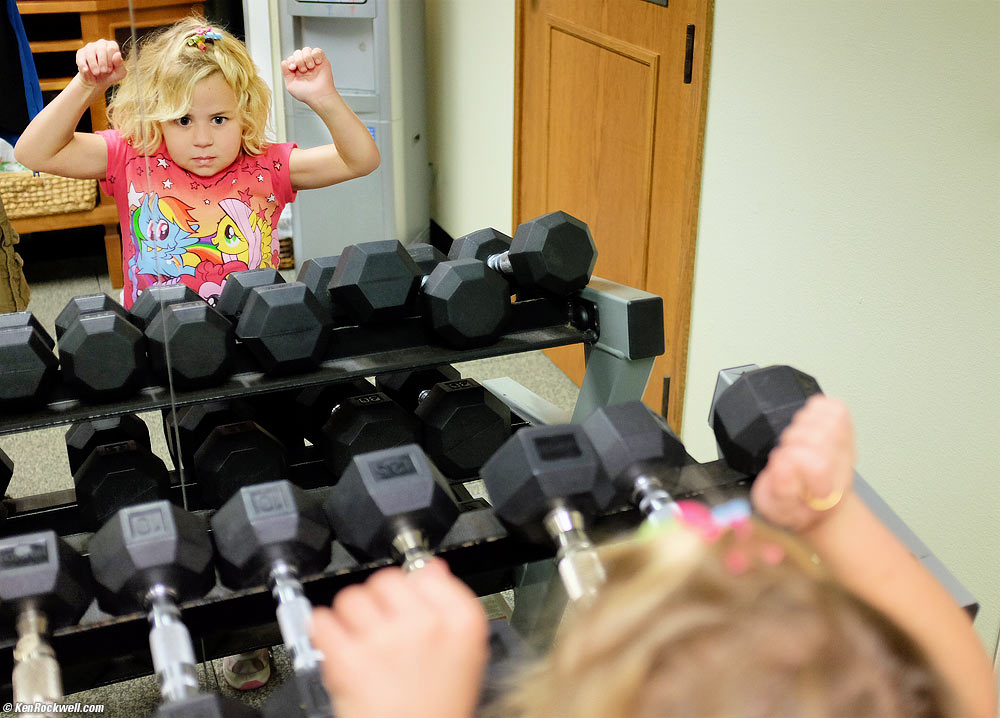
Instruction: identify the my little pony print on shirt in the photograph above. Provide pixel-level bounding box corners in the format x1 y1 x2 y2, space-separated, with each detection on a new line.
99 129 297 309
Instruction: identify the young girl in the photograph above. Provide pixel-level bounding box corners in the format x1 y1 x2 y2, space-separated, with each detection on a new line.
309 397 997 718
14 15 379 308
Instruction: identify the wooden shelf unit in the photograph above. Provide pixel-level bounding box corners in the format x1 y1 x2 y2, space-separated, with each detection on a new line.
12 0 204 289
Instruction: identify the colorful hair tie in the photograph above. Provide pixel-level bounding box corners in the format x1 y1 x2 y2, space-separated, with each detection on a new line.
638 497 786 575
186 27 223 52
638 498 751 542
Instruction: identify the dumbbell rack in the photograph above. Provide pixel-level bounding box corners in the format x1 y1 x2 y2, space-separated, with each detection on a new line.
0 277 750 701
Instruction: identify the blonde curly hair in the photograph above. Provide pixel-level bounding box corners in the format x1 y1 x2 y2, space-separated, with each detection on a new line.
107 15 271 155
495 518 953 718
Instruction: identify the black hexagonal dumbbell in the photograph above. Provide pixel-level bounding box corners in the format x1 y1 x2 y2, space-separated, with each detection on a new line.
54 293 146 401
0 530 92 707
130 285 235 390
326 241 420 324
448 210 597 296
212 480 333 718
710 364 823 476
194 420 289 509
420 258 512 348
89 501 260 717
72 443 170 530
402 240 513 349
329 240 511 348
291 377 376 444
65 413 151 475
324 444 460 571
293 379 420 479
406 242 447 276
298 243 445 328
236 282 333 375
582 401 697 526
216 268 332 375
296 255 347 325
480 423 616 604
215 268 284 324
0 311 59 407
162 400 244 471
68 422 170 530
376 366 512 481
163 402 288 507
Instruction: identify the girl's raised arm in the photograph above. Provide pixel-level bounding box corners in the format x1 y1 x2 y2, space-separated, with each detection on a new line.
754 396 997 718
282 47 380 191
14 39 124 179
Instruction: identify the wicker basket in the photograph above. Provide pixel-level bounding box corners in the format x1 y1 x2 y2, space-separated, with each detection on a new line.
0 171 97 220
278 235 295 270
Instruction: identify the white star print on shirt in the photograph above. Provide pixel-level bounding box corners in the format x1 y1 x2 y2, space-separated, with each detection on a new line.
127 182 144 208
157 158 169 168
162 179 173 189
257 174 264 182
266 193 276 202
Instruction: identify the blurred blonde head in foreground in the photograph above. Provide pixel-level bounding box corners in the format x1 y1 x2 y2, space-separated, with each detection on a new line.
496 515 953 718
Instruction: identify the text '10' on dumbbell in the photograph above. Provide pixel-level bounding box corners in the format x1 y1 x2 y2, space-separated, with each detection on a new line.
211 480 333 717
90 501 262 716
0 311 58 408
130 284 235 390
216 268 331 374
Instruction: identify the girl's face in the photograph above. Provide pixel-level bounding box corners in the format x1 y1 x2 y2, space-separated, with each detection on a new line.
160 72 243 177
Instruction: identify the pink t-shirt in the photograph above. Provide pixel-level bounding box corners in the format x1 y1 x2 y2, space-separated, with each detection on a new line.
99 129 297 309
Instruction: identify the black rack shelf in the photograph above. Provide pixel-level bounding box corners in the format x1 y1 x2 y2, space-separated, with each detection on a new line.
0 279 677 704
0 296 595 435
0 459 750 700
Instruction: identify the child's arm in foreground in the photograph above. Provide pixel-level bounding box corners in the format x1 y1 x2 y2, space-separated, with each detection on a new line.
282 47 380 191
311 559 488 718
14 40 120 179
753 396 996 718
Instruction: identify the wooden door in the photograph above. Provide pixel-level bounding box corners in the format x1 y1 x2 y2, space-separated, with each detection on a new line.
514 0 712 431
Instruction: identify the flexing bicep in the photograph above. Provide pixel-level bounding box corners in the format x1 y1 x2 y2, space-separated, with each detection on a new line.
18 132 109 180
288 145 372 191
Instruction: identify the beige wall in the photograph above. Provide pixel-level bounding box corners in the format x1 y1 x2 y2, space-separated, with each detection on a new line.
682 1 1000 651
423 0 1000 653
425 0 515 238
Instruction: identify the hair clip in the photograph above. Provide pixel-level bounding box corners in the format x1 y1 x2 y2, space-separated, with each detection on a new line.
639 498 751 542
186 27 223 52
638 497 783 575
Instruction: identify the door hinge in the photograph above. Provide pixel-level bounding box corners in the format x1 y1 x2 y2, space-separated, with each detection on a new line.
684 25 695 83
661 375 671 418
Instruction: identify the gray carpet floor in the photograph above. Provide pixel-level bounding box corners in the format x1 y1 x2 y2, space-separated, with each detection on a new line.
1 251 580 717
